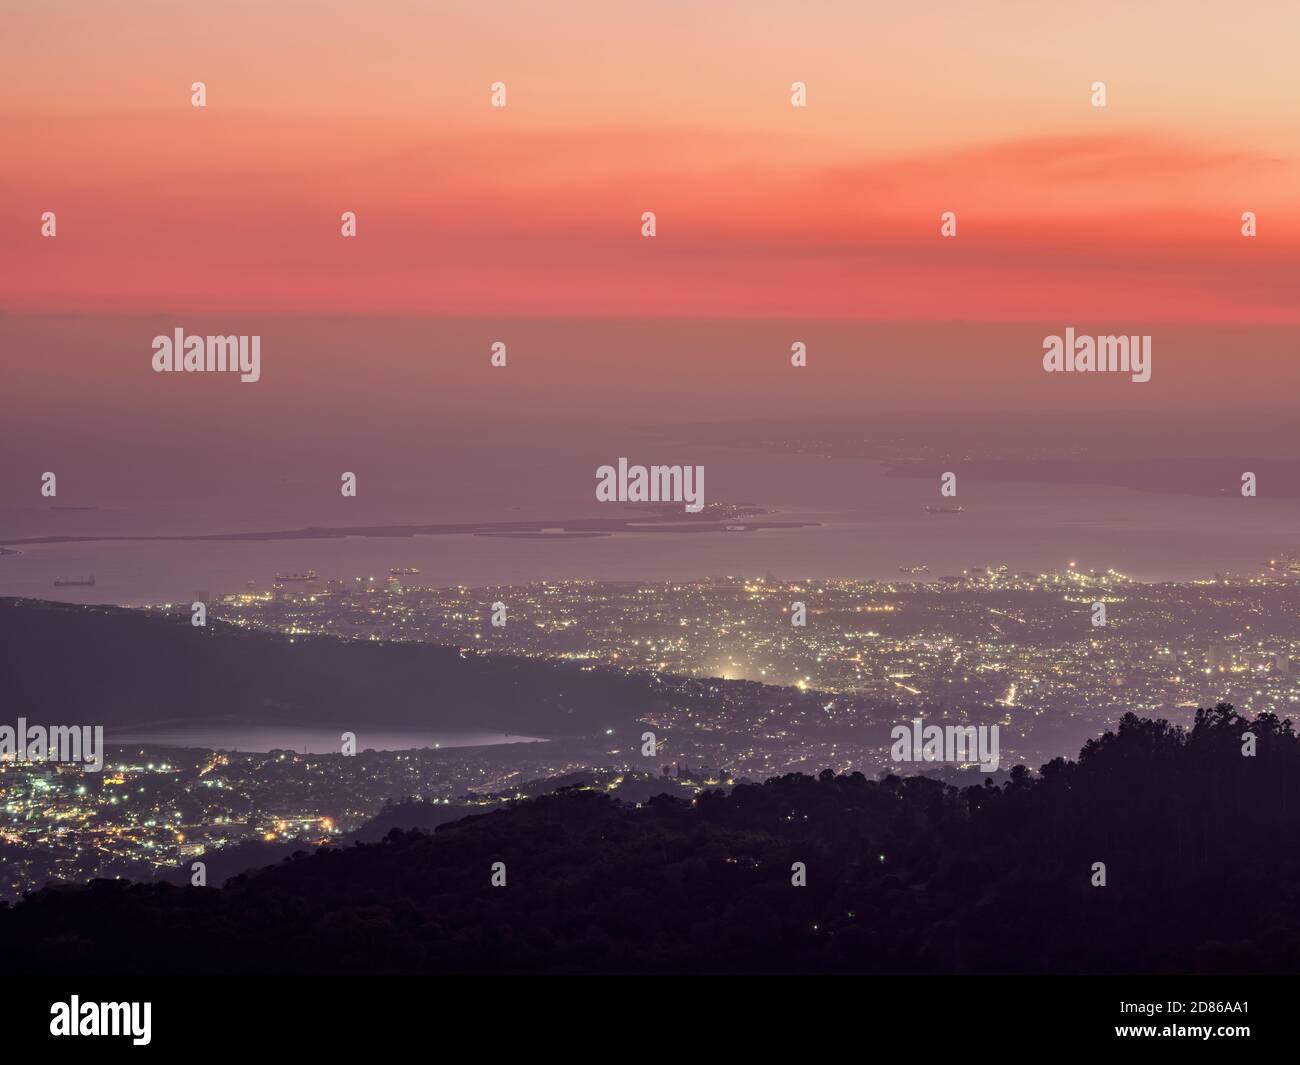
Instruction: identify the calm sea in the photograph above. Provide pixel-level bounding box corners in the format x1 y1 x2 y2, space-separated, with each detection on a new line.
108 725 545 754
4 450 1300 605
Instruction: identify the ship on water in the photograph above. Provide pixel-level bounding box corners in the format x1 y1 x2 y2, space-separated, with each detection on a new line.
53 576 95 587
923 504 964 514
899 565 930 575
389 567 421 576
273 570 318 582
1263 553 1300 574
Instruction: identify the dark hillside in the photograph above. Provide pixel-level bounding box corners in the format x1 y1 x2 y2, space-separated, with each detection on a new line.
0 597 664 734
3 705 1296 975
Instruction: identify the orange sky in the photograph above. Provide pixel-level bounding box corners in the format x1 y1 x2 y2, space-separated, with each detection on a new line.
2 0 1298 321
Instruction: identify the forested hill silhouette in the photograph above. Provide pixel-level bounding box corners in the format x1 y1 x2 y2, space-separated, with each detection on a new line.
0 597 666 733
3 704 1298 975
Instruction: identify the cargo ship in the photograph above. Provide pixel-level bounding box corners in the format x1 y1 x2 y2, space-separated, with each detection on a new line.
53 576 95 587
923 504 964 514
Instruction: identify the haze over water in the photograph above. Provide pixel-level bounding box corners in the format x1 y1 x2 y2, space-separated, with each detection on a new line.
5 441 1298 606
109 725 544 754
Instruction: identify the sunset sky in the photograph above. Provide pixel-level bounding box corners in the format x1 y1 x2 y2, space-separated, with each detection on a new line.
2 2 1300 582
3 0 1299 321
